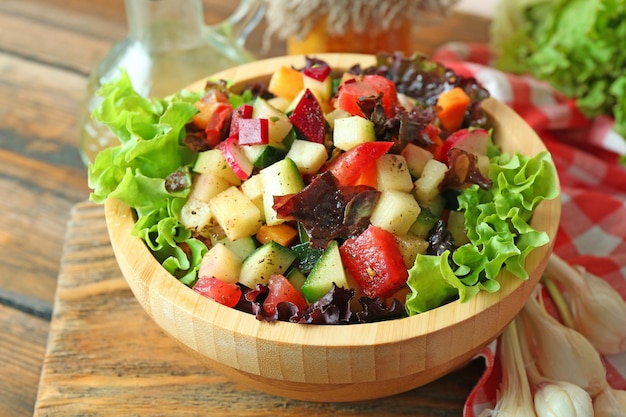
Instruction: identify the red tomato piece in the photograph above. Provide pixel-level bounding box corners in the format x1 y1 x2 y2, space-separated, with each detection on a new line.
263 274 308 316
334 75 398 118
363 75 398 118
324 141 393 186
334 78 378 118
193 276 242 308
339 225 408 299
205 102 233 148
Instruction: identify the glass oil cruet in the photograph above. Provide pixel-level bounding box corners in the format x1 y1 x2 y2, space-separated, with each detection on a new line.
79 0 264 164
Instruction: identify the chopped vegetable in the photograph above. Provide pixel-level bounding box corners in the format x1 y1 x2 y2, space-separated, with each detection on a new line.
491 0 626 140
435 87 471 132
87 53 557 325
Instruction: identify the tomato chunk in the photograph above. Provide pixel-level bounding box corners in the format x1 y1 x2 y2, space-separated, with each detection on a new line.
263 274 308 316
334 75 398 118
339 225 408 299
363 75 398 118
324 141 393 186
205 102 233 148
193 276 242 308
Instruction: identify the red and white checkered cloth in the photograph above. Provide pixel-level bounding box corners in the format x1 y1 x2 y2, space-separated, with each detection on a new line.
431 42 626 416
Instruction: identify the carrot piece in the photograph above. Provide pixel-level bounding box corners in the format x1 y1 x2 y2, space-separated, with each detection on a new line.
256 223 299 247
267 66 304 101
435 87 471 132
191 101 213 130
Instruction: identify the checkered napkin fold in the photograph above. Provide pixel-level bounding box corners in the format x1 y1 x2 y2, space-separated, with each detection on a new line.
431 42 626 416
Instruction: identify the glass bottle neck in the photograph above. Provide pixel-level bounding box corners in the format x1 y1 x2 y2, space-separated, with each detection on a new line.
124 0 206 51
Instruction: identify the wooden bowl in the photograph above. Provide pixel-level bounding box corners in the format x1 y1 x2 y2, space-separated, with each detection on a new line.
104 53 561 402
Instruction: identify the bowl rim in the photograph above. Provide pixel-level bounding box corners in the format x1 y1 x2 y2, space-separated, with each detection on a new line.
104 52 561 368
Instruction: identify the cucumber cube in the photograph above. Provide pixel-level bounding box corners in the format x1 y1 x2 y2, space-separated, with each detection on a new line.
239 241 297 288
301 240 349 302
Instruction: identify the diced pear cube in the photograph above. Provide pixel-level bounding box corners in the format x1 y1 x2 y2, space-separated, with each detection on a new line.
332 115 375 151
370 190 421 235
413 159 448 205
240 173 265 219
286 139 328 175
198 243 242 284
376 154 414 192
179 198 214 235
189 172 232 203
401 143 434 178
208 186 262 241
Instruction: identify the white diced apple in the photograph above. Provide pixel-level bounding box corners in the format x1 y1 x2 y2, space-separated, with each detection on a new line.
302 71 333 102
179 198 214 235
198 243 242 284
286 139 328 175
260 158 304 226
376 154 414 192
401 143 434 178
369 190 421 235
208 186 262 241
333 115 375 151
240 173 265 219
188 173 231 203
267 96 291 113
413 159 448 205
193 149 242 186
324 108 351 130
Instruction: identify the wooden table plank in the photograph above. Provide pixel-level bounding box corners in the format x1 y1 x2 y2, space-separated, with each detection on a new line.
35 201 486 416
0 304 49 417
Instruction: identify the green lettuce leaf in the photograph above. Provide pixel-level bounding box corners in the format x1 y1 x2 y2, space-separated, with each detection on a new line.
405 251 480 315
491 0 626 139
406 151 558 315
87 70 206 281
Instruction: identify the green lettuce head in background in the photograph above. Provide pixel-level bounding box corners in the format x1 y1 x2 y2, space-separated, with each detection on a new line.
491 0 626 140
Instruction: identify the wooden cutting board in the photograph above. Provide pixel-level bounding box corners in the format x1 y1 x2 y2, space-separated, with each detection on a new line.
34 201 486 416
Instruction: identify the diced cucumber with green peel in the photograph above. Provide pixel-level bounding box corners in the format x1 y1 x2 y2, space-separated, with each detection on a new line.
239 241 297 288
286 267 307 292
301 240 349 302
241 144 287 169
260 158 304 226
409 194 445 239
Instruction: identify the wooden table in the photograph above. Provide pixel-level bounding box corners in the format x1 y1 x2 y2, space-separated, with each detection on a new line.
0 1 490 415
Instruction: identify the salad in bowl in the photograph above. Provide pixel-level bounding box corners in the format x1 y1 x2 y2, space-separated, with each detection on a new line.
90 52 558 325
91 53 560 401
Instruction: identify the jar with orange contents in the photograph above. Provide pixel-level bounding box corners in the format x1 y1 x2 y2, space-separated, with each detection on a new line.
262 0 459 55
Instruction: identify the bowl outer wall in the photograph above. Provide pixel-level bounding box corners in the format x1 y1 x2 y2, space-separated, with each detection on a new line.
104 53 561 401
